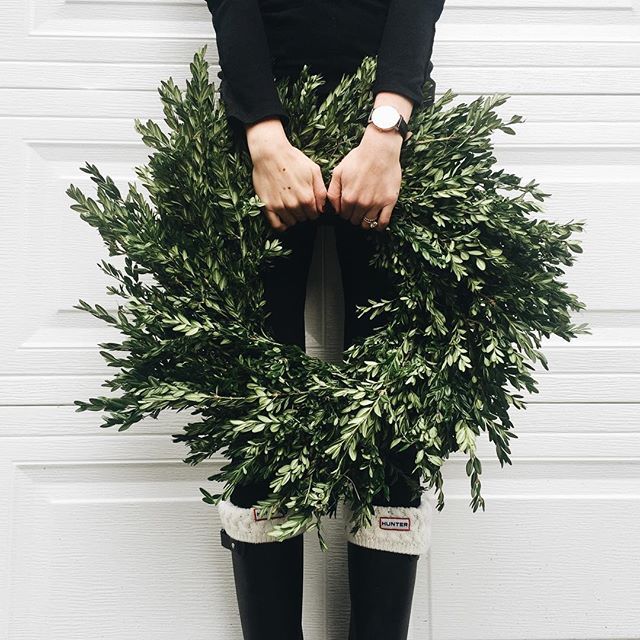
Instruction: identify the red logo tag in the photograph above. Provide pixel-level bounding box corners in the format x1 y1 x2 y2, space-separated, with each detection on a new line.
252 507 285 522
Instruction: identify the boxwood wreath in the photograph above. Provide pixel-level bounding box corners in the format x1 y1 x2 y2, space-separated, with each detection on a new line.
67 45 589 551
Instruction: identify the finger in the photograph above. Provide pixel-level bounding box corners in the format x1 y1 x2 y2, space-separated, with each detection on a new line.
326 167 342 215
359 206 381 231
275 205 297 228
350 200 372 226
300 193 319 221
281 194 306 223
376 203 395 232
340 191 356 221
263 208 288 232
312 165 328 217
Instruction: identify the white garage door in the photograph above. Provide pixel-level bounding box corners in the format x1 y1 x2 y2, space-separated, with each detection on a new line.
1 1 639 638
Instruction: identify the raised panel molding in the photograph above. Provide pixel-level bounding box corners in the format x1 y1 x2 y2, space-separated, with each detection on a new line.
4 455 639 638
29 0 207 38
4 456 333 638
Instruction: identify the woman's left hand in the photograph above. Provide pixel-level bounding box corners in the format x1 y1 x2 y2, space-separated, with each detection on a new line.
327 125 404 232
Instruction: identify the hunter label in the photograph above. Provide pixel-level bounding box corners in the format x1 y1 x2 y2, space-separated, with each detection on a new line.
379 516 411 531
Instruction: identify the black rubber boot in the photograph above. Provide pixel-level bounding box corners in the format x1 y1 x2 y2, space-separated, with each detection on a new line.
220 527 305 640
346 541 420 640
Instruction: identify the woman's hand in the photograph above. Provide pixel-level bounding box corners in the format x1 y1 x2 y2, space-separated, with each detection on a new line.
245 117 327 231
327 91 413 231
326 124 404 231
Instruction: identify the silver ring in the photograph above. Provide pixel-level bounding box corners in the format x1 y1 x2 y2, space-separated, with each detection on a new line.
363 215 378 228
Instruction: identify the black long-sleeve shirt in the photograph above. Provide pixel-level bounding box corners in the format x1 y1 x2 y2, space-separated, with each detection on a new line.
204 0 445 132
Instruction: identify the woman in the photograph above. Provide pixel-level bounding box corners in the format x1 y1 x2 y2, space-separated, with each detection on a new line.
204 1 446 638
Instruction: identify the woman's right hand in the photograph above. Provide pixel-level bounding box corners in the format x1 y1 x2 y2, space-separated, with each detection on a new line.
245 117 328 231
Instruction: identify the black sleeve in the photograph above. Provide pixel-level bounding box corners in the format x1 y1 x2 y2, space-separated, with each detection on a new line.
204 0 289 128
371 0 446 107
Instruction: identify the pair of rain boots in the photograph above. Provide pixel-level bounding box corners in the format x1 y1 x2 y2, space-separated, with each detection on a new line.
218 497 433 640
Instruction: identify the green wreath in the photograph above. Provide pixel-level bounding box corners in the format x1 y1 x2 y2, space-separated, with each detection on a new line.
67 46 588 551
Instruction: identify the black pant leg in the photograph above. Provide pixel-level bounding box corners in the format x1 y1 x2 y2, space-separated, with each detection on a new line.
260 219 319 347
230 218 318 508
332 216 397 351
333 216 422 508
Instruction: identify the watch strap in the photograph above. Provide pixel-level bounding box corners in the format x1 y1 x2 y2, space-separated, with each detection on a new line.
397 115 409 141
367 105 410 142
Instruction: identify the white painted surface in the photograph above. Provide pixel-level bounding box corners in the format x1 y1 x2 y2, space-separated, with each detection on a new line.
1 1 639 638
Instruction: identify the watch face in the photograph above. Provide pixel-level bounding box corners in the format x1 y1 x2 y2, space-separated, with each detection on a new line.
371 105 400 130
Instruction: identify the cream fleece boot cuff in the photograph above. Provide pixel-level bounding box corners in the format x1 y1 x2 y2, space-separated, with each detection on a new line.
218 499 298 544
343 498 433 556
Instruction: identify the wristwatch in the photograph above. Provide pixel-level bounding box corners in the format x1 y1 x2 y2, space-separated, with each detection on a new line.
367 104 410 141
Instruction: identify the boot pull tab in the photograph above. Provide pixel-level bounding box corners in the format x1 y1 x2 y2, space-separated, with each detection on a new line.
220 528 236 551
